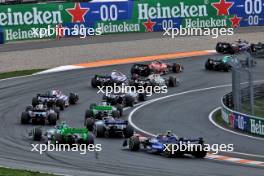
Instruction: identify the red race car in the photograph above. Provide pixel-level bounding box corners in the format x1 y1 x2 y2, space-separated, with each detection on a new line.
131 61 183 77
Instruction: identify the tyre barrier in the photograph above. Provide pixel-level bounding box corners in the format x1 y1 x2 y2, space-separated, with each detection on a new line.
221 84 264 136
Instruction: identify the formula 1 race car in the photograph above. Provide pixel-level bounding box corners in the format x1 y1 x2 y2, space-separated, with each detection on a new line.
130 74 179 88
32 89 79 110
29 122 94 145
91 70 129 88
123 132 207 158
93 117 134 138
131 61 183 77
84 101 123 130
21 104 59 125
205 56 232 72
216 39 251 54
251 42 264 58
102 91 146 107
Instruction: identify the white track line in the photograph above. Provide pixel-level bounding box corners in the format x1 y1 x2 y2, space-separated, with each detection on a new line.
128 81 264 166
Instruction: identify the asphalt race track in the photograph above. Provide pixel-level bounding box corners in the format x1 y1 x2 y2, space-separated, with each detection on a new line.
0 55 264 176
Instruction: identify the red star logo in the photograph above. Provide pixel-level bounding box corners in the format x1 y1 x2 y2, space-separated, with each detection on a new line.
143 18 156 32
230 15 241 28
211 0 234 16
66 3 89 23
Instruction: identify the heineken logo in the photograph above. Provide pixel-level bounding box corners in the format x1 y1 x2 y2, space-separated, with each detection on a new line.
138 2 208 20
0 7 62 26
250 119 264 136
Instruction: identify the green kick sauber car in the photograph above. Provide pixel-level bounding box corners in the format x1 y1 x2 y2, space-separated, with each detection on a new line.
85 101 123 119
31 122 94 145
84 101 123 131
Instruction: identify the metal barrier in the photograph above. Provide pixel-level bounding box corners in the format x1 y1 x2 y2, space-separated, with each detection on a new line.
221 83 264 136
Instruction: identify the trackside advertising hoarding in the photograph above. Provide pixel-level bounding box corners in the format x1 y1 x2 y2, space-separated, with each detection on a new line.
0 0 264 42
221 100 264 136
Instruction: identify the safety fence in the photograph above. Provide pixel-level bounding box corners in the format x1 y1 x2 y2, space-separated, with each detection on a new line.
221 83 264 136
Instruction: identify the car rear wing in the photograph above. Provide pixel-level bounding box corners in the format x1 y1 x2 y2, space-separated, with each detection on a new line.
61 128 88 134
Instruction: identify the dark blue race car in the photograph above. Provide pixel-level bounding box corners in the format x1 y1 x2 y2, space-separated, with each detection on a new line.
123 132 207 158
93 117 134 138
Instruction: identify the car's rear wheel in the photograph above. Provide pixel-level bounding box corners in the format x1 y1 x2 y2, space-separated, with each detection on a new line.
21 112 30 124
168 76 177 87
125 96 135 107
91 77 98 88
85 118 95 131
94 125 105 138
32 128 42 141
48 113 57 125
32 97 38 107
124 125 134 138
129 136 140 151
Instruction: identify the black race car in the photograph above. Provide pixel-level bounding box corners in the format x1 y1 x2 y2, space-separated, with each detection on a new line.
205 56 232 72
102 91 146 107
216 40 251 54
32 89 79 110
93 117 134 138
20 104 58 125
91 70 129 88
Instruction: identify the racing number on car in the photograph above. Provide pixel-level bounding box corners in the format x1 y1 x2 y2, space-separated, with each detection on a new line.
245 0 263 25
100 5 118 21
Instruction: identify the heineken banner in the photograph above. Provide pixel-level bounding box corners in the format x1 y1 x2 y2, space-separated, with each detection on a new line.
221 100 264 136
0 0 264 42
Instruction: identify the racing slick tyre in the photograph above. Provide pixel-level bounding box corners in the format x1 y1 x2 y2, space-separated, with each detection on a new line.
85 110 92 120
112 110 120 118
48 113 57 125
138 93 146 101
129 136 140 151
56 99 65 111
94 125 105 138
124 125 134 138
192 150 207 158
32 128 42 141
69 93 79 105
85 118 95 131
164 144 175 158
21 112 30 124
86 133 95 145
54 133 63 144
32 97 38 107
125 96 135 107
192 146 207 158
91 77 99 88
168 76 177 87
172 63 181 73
116 104 123 117
54 107 60 120
205 60 212 70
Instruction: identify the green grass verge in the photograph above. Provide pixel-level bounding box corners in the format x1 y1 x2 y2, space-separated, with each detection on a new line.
0 167 57 176
213 110 264 138
0 69 46 80
241 97 264 118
